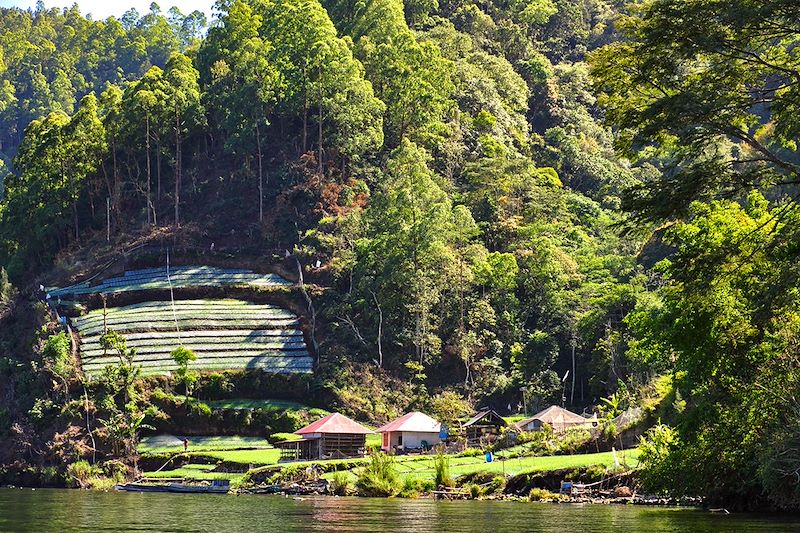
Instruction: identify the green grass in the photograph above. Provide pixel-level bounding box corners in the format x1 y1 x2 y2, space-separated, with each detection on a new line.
142 463 246 483
394 448 640 480
271 432 302 443
503 415 529 424
204 398 327 413
318 448 640 483
366 433 381 449
138 435 272 455
189 448 282 465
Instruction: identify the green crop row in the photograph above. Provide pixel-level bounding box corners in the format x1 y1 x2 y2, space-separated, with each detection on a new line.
76 318 300 337
79 329 304 346
81 341 308 358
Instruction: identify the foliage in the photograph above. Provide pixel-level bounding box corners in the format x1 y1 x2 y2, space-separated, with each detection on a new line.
528 487 560 501
170 345 198 398
636 424 679 495
355 451 401 497
433 446 454 488
330 470 352 495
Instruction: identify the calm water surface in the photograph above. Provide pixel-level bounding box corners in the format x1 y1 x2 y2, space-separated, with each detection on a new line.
0 488 798 532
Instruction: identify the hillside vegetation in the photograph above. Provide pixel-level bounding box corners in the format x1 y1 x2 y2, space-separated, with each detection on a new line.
0 0 799 511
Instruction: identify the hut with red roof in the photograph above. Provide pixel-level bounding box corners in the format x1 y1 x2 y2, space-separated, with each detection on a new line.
376 412 442 452
275 413 372 460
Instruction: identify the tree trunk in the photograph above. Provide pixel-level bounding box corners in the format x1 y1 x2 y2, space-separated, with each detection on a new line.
318 62 323 175
372 290 384 368
157 139 162 201
256 122 264 223
146 114 152 225
112 139 121 230
174 106 181 227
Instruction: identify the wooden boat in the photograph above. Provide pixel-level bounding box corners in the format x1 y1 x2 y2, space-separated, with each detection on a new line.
167 480 231 494
115 482 171 493
116 479 230 494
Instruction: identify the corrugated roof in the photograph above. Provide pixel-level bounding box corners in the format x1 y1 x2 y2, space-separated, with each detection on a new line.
376 412 441 433
516 406 590 429
295 413 373 435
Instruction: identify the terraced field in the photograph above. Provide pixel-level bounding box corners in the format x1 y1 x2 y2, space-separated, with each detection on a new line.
74 299 312 376
49 265 291 298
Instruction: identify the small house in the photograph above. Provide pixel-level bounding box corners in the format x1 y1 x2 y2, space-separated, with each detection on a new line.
516 405 597 433
376 412 442 452
463 409 507 446
276 413 372 461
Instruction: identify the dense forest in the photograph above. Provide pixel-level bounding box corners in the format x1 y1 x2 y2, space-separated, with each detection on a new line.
0 0 799 510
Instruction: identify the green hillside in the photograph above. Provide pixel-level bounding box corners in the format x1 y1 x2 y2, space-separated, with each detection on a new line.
0 0 798 511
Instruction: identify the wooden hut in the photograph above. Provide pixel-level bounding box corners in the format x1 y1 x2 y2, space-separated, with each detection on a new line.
276 413 372 461
515 405 597 433
376 412 441 452
463 410 507 446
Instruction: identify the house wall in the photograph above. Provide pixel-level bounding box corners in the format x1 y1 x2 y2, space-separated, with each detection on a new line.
382 431 440 450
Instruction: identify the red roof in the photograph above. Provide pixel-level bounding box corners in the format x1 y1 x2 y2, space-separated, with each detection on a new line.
376 412 441 433
295 413 372 435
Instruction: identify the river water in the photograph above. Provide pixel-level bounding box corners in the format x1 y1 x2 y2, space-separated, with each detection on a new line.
0 489 797 532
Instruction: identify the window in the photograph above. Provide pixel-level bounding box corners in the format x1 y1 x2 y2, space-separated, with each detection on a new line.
397 434 403 446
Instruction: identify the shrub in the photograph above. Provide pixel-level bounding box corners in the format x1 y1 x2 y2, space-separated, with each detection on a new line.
189 400 212 417
101 460 127 483
468 483 482 499
41 466 65 487
433 448 453 488
67 460 97 486
356 452 401 497
458 448 484 458
637 424 679 493
330 471 352 496
89 476 118 491
528 487 559 501
487 476 506 494
399 477 424 498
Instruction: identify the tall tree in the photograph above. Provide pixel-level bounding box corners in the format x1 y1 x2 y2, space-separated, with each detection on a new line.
162 53 202 226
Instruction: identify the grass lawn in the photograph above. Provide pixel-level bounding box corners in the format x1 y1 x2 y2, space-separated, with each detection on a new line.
503 414 529 425
143 463 245 482
395 448 640 480
321 449 640 483
139 435 272 455
189 448 282 465
203 398 329 416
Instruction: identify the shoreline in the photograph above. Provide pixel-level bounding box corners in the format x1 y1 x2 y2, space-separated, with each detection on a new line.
0 483 705 509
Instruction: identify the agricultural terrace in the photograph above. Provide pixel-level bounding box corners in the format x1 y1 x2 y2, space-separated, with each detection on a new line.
74 299 312 377
49 265 291 298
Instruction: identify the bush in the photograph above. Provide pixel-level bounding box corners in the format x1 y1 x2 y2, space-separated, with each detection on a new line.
637 424 679 493
468 483 482 498
330 471 352 496
67 460 98 487
458 448 484 458
433 448 453 488
528 487 559 501
356 452 401 497
487 475 506 494
399 477 424 498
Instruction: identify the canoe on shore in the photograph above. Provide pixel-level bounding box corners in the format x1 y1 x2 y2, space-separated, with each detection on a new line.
115 483 171 493
116 480 231 494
